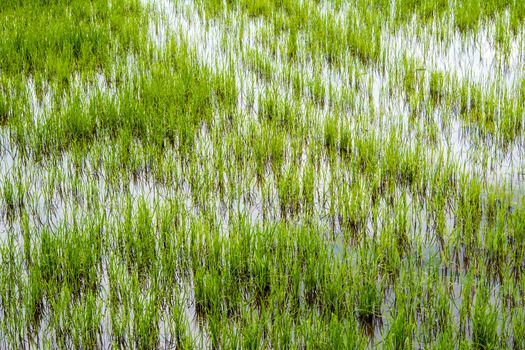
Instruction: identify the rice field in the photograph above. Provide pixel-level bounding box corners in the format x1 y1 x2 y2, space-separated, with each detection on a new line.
1 0 525 348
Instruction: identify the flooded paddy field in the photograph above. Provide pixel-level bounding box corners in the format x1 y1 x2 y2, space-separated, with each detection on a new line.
1 0 525 348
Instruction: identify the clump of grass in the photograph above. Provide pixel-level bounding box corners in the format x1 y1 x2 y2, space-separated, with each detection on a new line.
472 282 500 349
0 0 147 84
356 252 383 328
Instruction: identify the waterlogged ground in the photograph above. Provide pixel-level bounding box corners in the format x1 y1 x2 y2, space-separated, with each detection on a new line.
1 0 525 348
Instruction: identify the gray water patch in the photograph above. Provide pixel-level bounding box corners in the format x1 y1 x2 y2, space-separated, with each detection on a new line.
26 77 54 124
441 117 525 197
383 15 525 94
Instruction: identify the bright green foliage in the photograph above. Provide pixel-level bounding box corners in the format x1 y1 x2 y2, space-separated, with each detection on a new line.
0 0 524 348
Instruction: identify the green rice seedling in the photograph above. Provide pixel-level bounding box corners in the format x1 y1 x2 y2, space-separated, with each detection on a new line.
308 73 327 106
23 260 44 333
484 207 507 281
472 281 500 349
267 127 286 175
433 284 454 342
355 131 380 175
286 25 298 61
132 285 160 349
454 0 481 32
0 237 24 341
117 196 157 279
252 248 272 302
108 253 130 347
318 259 352 318
301 156 315 213
194 266 221 318
433 327 455 350
429 70 446 102
387 306 413 350
2 176 16 221
323 114 339 152
0 89 10 126
245 48 274 81
62 226 102 298
495 17 511 60
327 314 365 349
70 290 102 349
276 165 301 217
339 121 352 157
508 202 525 280
378 216 402 280
339 176 369 238
499 99 524 144
512 308 525 349
167 292 194 349
242 0 274 18
21 210 31 265
355 249 383 329
47 283 72 348
290 69 305 100
459 271 475 336
457 175 483 252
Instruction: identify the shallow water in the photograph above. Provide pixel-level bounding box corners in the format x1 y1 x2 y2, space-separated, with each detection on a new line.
1 0 524 348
